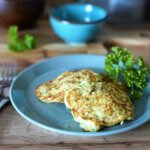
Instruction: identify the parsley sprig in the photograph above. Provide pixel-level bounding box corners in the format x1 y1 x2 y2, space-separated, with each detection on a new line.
8 26 36 52
105 47 149 100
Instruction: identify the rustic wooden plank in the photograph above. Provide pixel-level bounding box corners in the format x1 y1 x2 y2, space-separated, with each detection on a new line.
0 106 150 145
0 44 45 68
103 36 150 50
0 106 106 145
0 142 150 150
0 42 107 62
40 43 107 57
104 121 150 143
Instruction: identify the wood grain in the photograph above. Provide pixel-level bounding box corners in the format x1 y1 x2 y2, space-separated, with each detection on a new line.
0 106 106 145
0 106 150 149
0 142 150 150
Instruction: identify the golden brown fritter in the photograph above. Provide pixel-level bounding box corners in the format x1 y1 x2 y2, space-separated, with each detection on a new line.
35 69 134 132
64 81 133 131
35 70 101 103
35 71 74 103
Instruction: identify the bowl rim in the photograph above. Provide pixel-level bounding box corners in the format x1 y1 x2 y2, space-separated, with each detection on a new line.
49 2 108 25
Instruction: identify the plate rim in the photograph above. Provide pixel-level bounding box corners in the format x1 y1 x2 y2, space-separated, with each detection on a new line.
9 54 150 136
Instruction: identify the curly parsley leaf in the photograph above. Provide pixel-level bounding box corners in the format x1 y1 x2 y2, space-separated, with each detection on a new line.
8 26 36 52
105 47 150 100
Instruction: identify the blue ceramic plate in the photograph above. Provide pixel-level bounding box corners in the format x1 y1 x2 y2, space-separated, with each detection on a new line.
10 54 150 136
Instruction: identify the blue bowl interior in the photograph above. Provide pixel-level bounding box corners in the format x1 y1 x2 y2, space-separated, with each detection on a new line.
51 3 107 23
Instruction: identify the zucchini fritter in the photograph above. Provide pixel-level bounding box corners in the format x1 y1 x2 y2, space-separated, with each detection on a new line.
64 81 133 131
35 70 102 103
35 71 73 103
35 70 134 132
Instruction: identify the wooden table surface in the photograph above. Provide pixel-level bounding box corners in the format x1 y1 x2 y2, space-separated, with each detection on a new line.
0 16 150 150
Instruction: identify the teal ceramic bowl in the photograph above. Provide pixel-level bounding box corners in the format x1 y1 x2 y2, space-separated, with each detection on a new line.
49 3 107 44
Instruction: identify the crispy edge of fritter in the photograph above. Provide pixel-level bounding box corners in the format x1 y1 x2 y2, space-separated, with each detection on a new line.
35 71 74 103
